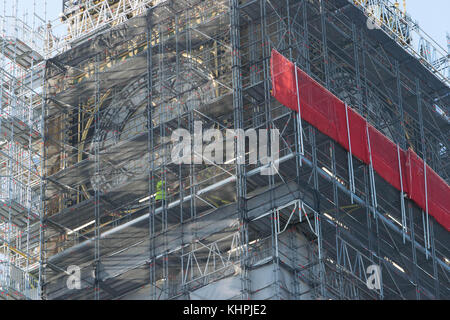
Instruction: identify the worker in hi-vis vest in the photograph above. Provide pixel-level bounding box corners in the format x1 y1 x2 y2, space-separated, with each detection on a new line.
155 180 165 201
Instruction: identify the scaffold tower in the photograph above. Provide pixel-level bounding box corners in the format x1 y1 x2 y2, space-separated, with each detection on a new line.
0 0 45 300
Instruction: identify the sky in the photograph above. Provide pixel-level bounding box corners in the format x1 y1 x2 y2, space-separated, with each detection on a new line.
0 0 448 51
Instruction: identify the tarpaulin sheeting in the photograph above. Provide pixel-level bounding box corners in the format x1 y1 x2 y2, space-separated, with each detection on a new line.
406 149 427 214
368 125 408 193
346 107 369 164
296 69 349 149
427 167 450 231
406 149 450 230
271 50 297 111
271 49 450 231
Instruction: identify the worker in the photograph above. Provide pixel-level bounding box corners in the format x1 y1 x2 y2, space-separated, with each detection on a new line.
155 180 165 202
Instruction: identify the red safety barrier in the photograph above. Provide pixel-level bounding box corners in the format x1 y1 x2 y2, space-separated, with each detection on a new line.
271 49 450 231
406 149 450 230
346 107 370 164
406 149 428 215
368 125 408 193
271 50 296 110
427 167 450 231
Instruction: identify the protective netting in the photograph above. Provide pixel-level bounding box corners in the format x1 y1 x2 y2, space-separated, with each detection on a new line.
271 49 450 231
406 149 450 229
368 125 408 192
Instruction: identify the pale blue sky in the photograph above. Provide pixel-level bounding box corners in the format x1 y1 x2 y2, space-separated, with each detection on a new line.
1 0 449 51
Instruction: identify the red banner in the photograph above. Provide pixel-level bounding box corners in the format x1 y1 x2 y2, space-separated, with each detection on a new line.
271 49 450 231
368 125 408 193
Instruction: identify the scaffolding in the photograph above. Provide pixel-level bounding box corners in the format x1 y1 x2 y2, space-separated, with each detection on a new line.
353 0 449 86
0 0 45 300
11 0 447 300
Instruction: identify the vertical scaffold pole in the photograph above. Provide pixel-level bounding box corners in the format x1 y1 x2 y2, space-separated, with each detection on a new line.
366 124 377 216
423 159 430 252
416 77 430 256
294 62 304 166
145 9 157 300
345 104 355 204
93 54 101 300
230 0 249 300
397 144 407 243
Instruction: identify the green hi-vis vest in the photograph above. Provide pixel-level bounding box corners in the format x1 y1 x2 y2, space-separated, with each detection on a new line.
155 181 165 201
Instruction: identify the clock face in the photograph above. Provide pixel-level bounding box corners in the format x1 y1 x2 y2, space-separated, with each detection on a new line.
88 54 217 198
